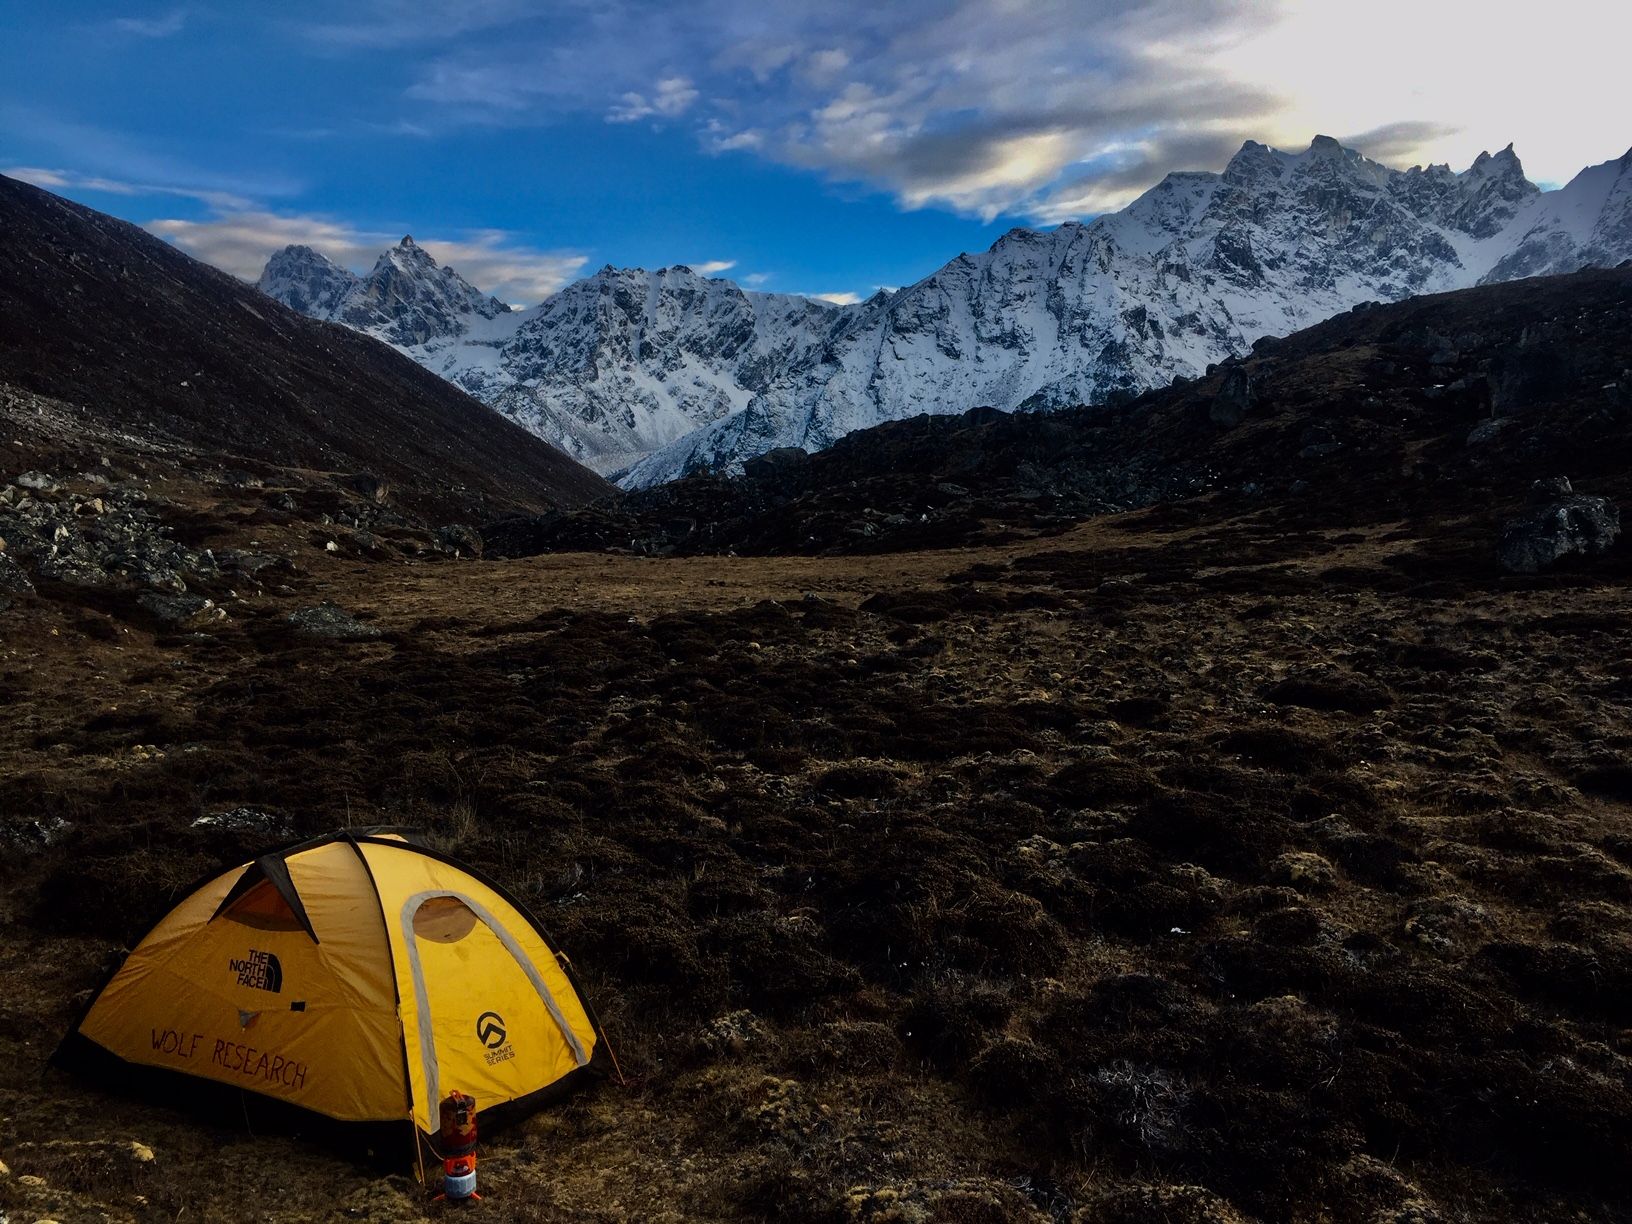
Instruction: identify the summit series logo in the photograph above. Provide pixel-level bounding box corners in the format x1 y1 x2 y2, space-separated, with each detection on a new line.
229 949 283 992
476 1011 506 1048
476 1010 515 1065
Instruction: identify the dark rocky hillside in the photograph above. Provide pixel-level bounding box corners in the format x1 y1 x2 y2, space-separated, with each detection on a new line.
0 174 610 520
488 266 1632 557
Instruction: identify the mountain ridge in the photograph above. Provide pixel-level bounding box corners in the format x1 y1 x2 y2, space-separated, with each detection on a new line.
0 174 610 520
256 136 1632 488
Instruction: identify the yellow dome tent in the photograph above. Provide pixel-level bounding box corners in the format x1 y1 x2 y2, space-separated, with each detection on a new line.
55 829 608 1143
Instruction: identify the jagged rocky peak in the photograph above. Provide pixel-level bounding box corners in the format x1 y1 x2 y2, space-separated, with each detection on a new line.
1484 145 1632 281
254 244 358 318
259 233 511 348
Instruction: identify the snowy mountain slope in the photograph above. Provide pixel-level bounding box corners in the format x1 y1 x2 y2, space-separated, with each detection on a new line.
624 139 1632 487
257 236 510 348
258 137 1632 487
260 253 852 476
1484 149 1632 282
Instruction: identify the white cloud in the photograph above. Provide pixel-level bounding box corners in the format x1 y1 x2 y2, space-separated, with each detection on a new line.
742 272 770 286
111 9 189 37
367 0 1628 224
299 0 536 49
686 259 736 276
606 77 699 124
4 165 253 210
808 291 860 305
146 211 588 304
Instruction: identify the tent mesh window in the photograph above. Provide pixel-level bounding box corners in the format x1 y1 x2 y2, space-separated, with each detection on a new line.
412 895 480 943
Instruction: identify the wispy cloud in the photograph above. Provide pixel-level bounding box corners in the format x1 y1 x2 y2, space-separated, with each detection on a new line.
808 291 860 306
606 76 698 124
297 0 536 49
370 0 1283 222
94 0 1613 236
0 109 303 206
111 9 190 38
4 165 254 211
686 259 736 276
146 211 588 303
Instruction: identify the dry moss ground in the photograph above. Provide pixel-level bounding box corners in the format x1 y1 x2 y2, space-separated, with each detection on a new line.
3 481 1631 1222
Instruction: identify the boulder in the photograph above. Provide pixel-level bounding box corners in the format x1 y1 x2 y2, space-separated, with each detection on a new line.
0 552 32 594
341 472 391 504
1209 367 1256 427
138 591 225 627
286 601 382 640
12 470 59 492
1466 417 1513 446
1497 490 1621 573
435 524 484 558
191 807 293 838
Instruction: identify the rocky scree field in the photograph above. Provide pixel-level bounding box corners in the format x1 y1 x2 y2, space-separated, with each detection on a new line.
1 274 1631 1221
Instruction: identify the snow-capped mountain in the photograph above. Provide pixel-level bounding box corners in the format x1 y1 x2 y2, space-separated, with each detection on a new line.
257 138 1632 488
257 237 510 348
260 249 848 476
437 266 848 474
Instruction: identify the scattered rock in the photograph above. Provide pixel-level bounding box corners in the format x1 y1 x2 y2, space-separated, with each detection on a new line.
138 590 225 627
1466 417 1513 445
0 814 73 851
286 601 382 640
0 551 34 594
1531 475 1574 500
191 808 292 838
435 524 483 558
342 472 391 504
0 482 229 594
1496 490 1620 573
13 470 59 491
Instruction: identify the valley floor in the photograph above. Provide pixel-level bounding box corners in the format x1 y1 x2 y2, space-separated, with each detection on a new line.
3 488 1631 1222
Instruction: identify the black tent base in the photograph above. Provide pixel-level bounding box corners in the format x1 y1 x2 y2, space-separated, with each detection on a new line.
50 1030 607 1175
50 1030 414 1171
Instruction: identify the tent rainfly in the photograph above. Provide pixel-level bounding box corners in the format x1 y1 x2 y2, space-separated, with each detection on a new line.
55 829 608 1140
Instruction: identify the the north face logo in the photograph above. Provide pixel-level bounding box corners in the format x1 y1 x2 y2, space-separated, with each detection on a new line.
229 949 282 992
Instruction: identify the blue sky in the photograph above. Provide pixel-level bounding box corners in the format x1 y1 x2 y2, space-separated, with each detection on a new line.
1 1 1621 305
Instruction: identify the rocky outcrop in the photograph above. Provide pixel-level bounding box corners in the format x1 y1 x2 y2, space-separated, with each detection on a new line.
286 602 383 641
0 473 243 597
1496 478 1621 573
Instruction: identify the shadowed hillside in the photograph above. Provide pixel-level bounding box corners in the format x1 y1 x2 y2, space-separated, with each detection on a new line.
0 175 610 520
488 266 1632 558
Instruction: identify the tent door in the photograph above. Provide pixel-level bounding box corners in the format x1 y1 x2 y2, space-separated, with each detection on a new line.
400 890 587 1117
